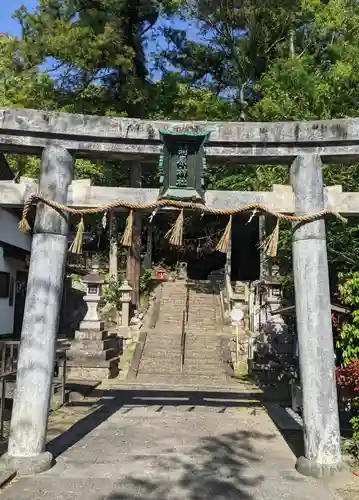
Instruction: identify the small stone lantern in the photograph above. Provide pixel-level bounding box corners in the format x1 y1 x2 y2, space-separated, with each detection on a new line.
177 262 187 280
263 276 283 303
80 265 105 331
119 280 133 326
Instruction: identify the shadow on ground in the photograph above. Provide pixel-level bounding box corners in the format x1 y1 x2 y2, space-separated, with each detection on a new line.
105 429 272 500
2 387 328 500
47 388 263 458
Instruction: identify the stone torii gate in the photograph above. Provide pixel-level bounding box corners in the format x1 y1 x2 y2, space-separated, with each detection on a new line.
0 108 356 478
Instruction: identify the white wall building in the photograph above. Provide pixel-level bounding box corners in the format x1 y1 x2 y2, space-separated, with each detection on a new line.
0 155 32 336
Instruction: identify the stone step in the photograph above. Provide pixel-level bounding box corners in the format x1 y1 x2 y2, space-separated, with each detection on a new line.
156 321 184 327
140 354 180 363
59 357 119 380
67 347 116 361
187 321 218 325
184 349 219 355
138 367 182 375
135 373 229 386
184 360 221 366
183 356 222 364
66 365 118 380
185 336 220 341
140 357 181 367
185 342 220 349
184 345 220 351
143 347 219 356
185 337 220 343
142 350 180 359
144 338 182 345
145 332 182 339
187 322 218 327
144 338 181 345
145 335 182 342
155 320 184 327
186 340 221 344
160 297 185 302
187 327 218 331
140 352 180 361
150 324 183 329
183 366 223 374
183 357 221 366
143 344 181 353
143 349 180 356
143 344 181 351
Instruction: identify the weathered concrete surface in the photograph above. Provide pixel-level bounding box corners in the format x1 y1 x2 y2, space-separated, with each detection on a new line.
0 107 359 161
0 181 356 215
0 386 348 500
2 147 73 475
126 162 142 306
291 154 342 477
109 211 118 279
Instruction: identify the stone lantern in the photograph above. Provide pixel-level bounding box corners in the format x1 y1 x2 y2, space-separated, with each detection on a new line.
119 280 132 327
263 276 283 303
80 264 105 331
66 264 120 381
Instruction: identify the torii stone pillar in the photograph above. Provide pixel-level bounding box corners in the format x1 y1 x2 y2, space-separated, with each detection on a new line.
291 153 342 478
1 146 73 475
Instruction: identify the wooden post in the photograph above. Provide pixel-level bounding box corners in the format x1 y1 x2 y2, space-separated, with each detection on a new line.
225 222 232 283
2 146 73 475
291 153 342 478
109 211 118 280
258 215 271 279
126 163 142 306
143 225 153 269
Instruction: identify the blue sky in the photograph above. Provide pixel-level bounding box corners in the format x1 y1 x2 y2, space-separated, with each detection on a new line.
0 1 201 80
0 1 37 36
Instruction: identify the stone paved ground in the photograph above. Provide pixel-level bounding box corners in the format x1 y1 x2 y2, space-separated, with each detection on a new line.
0 385 356 500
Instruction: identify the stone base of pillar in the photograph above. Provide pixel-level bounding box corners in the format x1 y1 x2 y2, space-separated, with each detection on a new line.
60 328 120 380
0 450 53 476
295 456 348 480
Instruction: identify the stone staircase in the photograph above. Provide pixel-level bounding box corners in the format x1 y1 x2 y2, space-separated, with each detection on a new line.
136 280 229 386
136 281 184 380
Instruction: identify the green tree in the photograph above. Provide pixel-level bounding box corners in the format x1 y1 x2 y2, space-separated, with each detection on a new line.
156 0 359 285
13 0 160 116
0 33 55 109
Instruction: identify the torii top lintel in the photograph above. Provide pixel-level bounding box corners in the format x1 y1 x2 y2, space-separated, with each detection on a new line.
0 108 358 163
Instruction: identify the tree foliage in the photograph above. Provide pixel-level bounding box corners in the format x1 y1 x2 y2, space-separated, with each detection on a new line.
2 0 359 278
12 0 160 116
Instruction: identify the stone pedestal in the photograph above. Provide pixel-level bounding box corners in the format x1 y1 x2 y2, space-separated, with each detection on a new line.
64 327 120 380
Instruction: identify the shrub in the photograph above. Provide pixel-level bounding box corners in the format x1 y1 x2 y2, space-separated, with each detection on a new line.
336 360 359 456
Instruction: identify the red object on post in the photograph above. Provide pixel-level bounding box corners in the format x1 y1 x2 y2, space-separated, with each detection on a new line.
156 266 165 280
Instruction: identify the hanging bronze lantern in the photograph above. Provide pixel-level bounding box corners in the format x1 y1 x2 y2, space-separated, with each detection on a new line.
158 126 211 202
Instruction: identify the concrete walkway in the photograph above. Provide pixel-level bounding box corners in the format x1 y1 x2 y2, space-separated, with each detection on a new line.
0 385 348 499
